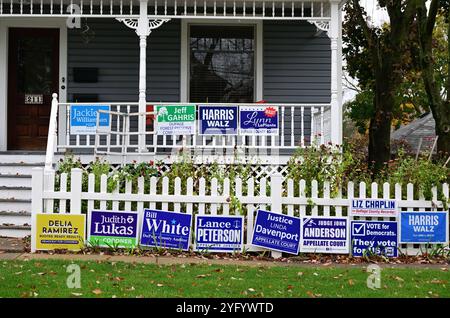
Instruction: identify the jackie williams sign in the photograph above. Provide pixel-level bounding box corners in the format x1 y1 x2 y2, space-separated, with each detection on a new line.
239 106 279 135
35 213 85 251
350 199 397 217
351 221 398 257
400 211 448 244
70 105 110 135
194 215 244 252
300 217 349 254
88 210 139 248
140 209 192 251
252 210 300 255
199 105 238 135
156 105 196 135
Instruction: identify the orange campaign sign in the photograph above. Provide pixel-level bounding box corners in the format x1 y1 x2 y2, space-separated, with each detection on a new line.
35 213 85 251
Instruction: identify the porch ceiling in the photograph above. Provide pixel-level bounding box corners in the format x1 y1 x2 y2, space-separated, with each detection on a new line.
1 0 333 20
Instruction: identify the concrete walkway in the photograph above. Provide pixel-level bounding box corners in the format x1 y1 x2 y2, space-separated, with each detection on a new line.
0 252 448 269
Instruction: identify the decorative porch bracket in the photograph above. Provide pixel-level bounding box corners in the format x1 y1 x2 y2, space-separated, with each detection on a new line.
116 11 170 152
307 0 342 146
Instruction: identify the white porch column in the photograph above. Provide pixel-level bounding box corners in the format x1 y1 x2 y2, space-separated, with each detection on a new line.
117 2 169 153
330 0 343 145
137 0 149 152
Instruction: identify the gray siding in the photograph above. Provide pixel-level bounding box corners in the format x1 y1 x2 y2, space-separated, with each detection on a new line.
68 19 180 102
263 20 331 104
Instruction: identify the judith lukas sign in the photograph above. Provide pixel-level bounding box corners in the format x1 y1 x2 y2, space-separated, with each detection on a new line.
88 210 139 248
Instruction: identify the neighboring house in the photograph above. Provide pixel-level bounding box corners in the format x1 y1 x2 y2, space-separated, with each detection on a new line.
391 113 437 155
0 0 346 236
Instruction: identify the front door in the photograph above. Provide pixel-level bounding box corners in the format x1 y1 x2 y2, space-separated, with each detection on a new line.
8 28 59 150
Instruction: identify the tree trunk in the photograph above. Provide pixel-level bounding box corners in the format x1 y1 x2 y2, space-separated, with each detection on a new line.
435 102 450 156
368 78 394 174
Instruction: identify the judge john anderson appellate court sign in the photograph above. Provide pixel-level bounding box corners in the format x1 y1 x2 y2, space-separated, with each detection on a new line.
300 217 349 254
140 209 192 251
156 105 196 135
252 210 300 254
35 213 85 251
87 210 139 248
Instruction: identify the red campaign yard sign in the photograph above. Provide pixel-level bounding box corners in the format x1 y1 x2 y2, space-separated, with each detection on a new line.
146 105 155 125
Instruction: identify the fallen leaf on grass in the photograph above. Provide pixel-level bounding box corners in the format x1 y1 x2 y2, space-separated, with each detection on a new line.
196 274 211 278
92 289 102 295
71 292 83 297
348 279 355 286
156 283 164 287
248 288 255 292
430 279 447 284
394 276 404 282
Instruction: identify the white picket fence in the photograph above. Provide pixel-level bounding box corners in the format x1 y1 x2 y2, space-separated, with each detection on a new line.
31 167 450 255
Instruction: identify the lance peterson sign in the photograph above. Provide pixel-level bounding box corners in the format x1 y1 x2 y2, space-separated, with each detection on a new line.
350 199 397 217
194 215 244 252
88 210 139 248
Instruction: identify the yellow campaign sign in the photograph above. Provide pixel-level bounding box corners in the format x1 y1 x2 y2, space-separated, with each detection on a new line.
36 214 86 251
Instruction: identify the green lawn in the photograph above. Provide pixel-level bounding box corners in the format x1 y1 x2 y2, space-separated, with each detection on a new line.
0 260 449 298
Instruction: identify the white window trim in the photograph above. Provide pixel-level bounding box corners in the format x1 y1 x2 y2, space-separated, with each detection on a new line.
0 18 67 151
180 19 263 103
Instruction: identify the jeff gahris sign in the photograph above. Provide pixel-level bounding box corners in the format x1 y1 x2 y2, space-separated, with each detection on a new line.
140 209 192 251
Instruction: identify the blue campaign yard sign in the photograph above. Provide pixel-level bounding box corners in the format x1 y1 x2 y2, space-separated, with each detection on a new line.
300 217 349 254
351 221 398 257
194 215 244 252
239 106 279 135
400 211 448 244
199 106 238 135
70 104 110 135
252 210 300 255
140 209 192 251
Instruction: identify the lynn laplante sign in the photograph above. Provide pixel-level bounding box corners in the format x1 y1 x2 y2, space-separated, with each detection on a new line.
239 106 279 135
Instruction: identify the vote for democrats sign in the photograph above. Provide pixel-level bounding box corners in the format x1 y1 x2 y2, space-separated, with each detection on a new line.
70 104 110 135
156 105 196 135
35 213 85 251
140 209 192 251
239 106 279 135
300 217 349 254
194 215 244 252
400 211 448 244
351 221 398 257
350 199 397 217
87 210 139 248
199 105 238 135
252 210 300 254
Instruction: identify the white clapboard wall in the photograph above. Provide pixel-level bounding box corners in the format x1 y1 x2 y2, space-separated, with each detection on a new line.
31 168 449 255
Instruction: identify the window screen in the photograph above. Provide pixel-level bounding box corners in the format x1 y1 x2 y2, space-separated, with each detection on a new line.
189 25 255 103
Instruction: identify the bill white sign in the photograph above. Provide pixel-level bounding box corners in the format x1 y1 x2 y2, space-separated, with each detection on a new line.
350 199 397 217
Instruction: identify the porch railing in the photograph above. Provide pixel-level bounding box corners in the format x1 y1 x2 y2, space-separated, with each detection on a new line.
45 94 331 169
